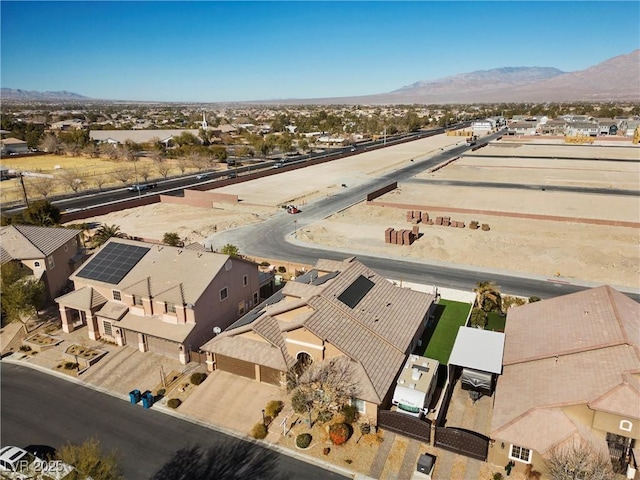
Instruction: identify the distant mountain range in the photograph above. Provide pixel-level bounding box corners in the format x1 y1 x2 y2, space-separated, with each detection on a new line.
2 50 638 104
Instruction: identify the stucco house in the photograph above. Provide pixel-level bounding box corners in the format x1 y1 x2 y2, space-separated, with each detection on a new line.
200 257 437 425
489 286 639 479
0 137 29 155
0 225 84 300
55 238 267 364
566 121 599 137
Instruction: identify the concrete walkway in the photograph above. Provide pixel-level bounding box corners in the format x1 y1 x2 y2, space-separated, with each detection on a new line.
368 431 396 479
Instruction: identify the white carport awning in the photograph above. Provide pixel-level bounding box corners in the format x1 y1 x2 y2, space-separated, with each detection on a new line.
448 326 504 374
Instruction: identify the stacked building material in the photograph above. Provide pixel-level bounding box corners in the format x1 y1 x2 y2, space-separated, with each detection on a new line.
385 227 394 243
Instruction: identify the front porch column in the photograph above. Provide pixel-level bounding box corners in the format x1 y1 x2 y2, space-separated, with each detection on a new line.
178 344 187 365
205 352 214 372
115 329 124 347
87 312 100 341
138 333 146 353
59 306 73 333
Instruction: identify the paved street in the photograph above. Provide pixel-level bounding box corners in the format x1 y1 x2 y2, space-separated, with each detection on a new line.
0 363 348 480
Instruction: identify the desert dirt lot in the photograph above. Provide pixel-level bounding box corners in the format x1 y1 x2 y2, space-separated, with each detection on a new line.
67 135 640 289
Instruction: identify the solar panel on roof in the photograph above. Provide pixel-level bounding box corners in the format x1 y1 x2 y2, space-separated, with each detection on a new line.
337 275 375 309
76 242 149 285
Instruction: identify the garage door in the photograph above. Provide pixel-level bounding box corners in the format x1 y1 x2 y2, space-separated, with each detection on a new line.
146 335 179 358
259 365 282 386
216 354 255 379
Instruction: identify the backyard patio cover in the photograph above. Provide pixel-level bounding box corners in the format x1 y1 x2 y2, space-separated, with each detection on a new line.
448 326 505 374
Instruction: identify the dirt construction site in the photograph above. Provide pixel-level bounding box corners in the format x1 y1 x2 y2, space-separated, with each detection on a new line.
70 134 640 290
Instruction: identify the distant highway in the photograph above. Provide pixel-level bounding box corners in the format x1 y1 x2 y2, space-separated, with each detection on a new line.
3 124 467 215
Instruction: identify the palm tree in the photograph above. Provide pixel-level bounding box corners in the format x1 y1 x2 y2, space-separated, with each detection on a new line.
474 281 502 313
92 224 124 247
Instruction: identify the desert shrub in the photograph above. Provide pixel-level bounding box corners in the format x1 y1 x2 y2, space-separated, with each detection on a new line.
528 296 541 303
19 345 32 352
317 410 333 424
167 398 182 409
291 390 309 414
157 388 166 397
492 473 504 480
329 423 352 445
359 423 371 435
295 433 312 449
63 362 78 370
251 422 268 439
265 400 284 418
345 459 353 464
277 266 286 273
259 261 271 267
340 404 359 424
190 372 208 385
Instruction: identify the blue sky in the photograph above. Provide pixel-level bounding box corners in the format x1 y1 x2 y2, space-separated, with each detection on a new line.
1 1 638 102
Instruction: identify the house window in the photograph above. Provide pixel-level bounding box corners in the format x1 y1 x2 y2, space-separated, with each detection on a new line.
253 292 259 305
112 290 121 301
34 261 41 268
133 295 143 306
350 398 366 414
243 275 248 287
103 321 113 337
620 420 633 432
165 302 176 314
220 287 228 301
509 444 532 463
47 256 55 269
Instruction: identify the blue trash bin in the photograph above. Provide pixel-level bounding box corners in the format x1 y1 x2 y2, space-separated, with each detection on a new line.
129 389 141 404
141 390 154 409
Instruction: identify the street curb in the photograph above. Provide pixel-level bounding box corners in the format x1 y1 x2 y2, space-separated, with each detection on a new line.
1 357 360 479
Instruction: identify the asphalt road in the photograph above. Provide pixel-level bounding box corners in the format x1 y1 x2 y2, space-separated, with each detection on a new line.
0 363 348 480
204 131 640 302
4 125 461 215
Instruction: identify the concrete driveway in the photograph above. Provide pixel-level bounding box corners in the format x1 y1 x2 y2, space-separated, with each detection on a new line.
178 370 289 437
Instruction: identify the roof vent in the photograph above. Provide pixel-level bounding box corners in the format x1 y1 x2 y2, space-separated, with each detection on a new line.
399 379 405 384
409 383 416 389
412 369 421 381
411 355 418 362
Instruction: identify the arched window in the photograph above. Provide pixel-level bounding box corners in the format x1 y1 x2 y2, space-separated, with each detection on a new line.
620 420 633 432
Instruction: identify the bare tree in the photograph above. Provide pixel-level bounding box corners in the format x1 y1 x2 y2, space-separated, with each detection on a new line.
63 142 82 157
137 162 152 182
59 168 85 193
186 152 204 171
83 143 101 158
150 150 165 164
288 357 360 420
100 143 119 160
175 156 190 174
156 163 171 179
93 174 108 191
112 167 133 185
30 177 57 199
38 134 63 154
545 442 615 480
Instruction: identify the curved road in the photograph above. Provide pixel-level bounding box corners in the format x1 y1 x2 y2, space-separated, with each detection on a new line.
204 132 639 302
0 363 347 480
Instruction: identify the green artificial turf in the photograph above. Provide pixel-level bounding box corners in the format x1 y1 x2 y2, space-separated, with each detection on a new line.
417 299 471 365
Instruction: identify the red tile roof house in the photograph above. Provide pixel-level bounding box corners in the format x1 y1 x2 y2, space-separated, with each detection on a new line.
55 238 268 364
1 225 84 301
488 286 640 479
200 257 438 425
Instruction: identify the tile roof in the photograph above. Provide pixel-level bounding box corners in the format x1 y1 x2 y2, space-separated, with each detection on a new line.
503 286 640 365
117 312 195 343
71 238 235 306
203 257 435 404
1 225 79 259
55 286 108 311
492 287 640 451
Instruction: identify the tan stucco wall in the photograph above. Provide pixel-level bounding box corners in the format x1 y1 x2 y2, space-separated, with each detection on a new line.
284 328 324 362
324 342 344 360
593 410 640 439
239 331 270 343
488 442 548 478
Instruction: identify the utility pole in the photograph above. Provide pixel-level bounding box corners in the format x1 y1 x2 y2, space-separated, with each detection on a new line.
19 172 30 207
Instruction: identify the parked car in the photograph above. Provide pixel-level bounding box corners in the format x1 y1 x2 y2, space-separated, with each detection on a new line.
0 446 45 476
